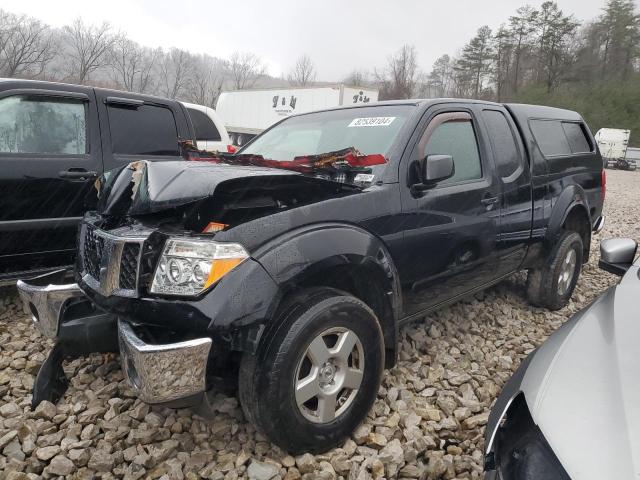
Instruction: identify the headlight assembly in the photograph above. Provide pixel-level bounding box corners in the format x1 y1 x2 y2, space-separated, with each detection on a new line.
150 239 249 296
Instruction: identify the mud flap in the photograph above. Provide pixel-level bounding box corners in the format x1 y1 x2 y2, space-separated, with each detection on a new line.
31 303 119 408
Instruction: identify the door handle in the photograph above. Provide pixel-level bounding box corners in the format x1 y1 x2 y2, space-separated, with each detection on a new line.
481 195 499 210
481 196 498 205
59 169 98 180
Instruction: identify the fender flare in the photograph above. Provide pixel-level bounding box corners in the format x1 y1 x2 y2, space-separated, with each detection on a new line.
545 185 591 246
254 222 403 362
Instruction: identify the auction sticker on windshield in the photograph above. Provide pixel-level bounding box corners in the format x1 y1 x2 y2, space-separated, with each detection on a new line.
348 117 396 127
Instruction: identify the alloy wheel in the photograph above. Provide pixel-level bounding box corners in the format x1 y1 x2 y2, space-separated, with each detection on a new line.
294 327 365 423
557 248 577 296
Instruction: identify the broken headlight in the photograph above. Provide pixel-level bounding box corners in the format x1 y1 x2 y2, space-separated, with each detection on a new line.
150 239 248 296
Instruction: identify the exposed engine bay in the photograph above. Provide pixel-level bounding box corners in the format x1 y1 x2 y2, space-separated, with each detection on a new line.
94 157 366 234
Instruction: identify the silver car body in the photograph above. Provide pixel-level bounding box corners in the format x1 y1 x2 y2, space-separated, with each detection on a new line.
485 255 640 479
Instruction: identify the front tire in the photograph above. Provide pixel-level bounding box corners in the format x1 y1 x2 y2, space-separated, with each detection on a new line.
238 288 384 454
526 231 583 310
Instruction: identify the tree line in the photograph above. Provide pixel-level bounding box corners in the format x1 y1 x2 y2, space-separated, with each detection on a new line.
424 0 639 100
0 12 284 107
346 0 640 144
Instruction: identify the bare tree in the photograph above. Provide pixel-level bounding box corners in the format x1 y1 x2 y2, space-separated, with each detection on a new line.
288 54 316 86
63 18 114 84
229 51 265 90
109 35 158 93
0 11 10 68
508 6 538 93
376 44 420 100
0 10 55 78
427 54 453 97
534 2 578 92
186 54 226 108
344 69 369 86
158 48 193 99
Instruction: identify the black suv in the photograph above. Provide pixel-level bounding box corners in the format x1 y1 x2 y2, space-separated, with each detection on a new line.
0 79 196 284
18 99 605 453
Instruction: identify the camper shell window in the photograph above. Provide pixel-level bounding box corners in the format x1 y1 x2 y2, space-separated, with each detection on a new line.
529 119 593 157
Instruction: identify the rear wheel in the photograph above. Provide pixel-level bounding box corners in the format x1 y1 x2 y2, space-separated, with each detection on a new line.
526 231 583 310
238 288 384 453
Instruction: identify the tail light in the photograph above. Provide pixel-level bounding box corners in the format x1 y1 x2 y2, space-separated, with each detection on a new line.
227 144 237 154
601 169 606 200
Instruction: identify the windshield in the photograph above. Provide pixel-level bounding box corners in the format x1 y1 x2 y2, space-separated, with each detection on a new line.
240 105 413 179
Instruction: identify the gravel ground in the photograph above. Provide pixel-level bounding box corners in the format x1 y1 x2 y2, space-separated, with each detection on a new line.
0 169 638 480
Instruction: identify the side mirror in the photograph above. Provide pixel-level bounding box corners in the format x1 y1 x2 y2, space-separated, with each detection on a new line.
412 155 454 196
422 154 454 183
598 238 638 276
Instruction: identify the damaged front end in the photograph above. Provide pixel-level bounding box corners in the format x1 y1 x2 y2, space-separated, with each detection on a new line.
17 269 118 406
17 265 215 407
19 156 367 408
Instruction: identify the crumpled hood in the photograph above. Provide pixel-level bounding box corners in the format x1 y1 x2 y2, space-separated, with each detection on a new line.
95 160 355 216
521 266 640 480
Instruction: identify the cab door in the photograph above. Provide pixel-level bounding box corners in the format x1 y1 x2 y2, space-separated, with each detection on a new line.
397 106 502 317
0 87 102 274
479 108 533 275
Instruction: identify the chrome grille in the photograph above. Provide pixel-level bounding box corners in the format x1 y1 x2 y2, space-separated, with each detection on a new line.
79 222 148 297
82 225 104 279
119 243 141 290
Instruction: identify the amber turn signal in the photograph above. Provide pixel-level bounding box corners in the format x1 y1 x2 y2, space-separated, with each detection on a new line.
202 222 228 233
204 258 244 288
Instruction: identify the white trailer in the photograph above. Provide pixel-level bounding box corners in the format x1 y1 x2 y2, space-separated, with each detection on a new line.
216 84 379 145
595 128 631 168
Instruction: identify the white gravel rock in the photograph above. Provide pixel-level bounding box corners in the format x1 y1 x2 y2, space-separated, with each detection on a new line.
247 460 280 480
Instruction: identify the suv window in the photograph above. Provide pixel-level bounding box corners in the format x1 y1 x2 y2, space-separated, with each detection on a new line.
108 104 179 155
562 122 591 154
0 95 87 155
188 108 221 141
424 118 482 184
530 119 571 157
482 110 521 178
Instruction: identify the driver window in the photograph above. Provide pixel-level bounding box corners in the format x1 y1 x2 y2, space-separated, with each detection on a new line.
419 114 482 185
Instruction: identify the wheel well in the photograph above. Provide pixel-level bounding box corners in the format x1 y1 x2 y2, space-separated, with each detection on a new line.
562 206 591 261
292 263 398 368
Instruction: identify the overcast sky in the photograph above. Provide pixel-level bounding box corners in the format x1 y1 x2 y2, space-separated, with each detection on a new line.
7 0 607 81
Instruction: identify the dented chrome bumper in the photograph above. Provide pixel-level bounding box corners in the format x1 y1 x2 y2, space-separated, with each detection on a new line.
118 320 212 404
17 270 85 338
17 271 214 406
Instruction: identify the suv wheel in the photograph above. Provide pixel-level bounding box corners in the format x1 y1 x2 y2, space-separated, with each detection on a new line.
526 231 583 310
238 288 384 454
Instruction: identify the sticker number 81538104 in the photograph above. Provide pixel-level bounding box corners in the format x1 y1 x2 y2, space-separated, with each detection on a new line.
348 117 396 127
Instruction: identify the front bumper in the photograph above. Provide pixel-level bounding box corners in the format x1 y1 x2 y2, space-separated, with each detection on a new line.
17 269 85 338
17 269 215 407
118 320 212 404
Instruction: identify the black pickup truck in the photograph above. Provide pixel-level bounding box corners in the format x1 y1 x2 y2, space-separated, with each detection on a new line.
18 99 605 453
0 79 196 285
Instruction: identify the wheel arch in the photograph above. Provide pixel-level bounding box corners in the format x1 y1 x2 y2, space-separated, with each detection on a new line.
546 186 592 262
255 223 402 368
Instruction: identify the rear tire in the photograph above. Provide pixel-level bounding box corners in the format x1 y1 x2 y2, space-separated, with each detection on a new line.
238 288 384 454
526 231 583 310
